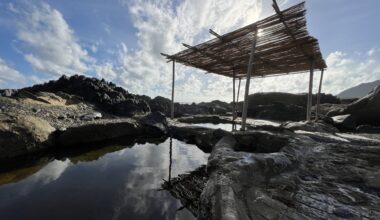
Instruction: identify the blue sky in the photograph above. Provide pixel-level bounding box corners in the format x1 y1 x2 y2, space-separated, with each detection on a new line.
0 0 379 102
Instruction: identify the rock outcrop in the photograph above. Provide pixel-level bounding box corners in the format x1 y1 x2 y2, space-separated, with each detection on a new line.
236 92 340 121
197 126 380 219
247 102 306 121
328 86 380 127
146 96 232 117
245 92 340 107
340 86 380 126
0 113 56 159
20 75 150 117
57 118 143 147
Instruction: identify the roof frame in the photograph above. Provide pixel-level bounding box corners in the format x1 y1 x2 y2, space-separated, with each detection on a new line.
161 1 326 78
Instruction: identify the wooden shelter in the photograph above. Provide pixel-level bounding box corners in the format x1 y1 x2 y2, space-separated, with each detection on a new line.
161 0 326 130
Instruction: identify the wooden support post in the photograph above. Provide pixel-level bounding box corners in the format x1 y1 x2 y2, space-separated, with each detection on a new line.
241 29 258 130
237 78 241 103
171 60 175 119
315 69 324 121
306 59 314 122
233 69 236 120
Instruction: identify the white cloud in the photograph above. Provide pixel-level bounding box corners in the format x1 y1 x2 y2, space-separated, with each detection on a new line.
0 58 26 88
15 3 91 77
367 47 379 56
321 51 380 94
105 0 263 101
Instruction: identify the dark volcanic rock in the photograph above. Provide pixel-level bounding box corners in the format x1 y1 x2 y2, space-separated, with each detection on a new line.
198 128 380 220
147 96 232 117
0 89 17 97
162 165 208 218
139 111 168 135
148 96 171 116
20 75 150 117
57 118 143 146
245 92 340 107
331 114 357 131
356 125 380 133
237 92 339 121
247 102 306 121
339 86 380 126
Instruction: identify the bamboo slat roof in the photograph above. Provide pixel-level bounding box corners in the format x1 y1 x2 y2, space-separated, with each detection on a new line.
161 1 326 78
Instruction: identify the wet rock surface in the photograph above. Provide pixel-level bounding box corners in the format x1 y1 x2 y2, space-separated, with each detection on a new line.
163 122 380 219
196 125 380 219
162 165 208 217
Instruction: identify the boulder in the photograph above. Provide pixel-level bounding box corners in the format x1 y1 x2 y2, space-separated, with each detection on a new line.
169 123 229 152
139 111 168 135
331 114 357 131
57 119 143 146
147 96 171 116
0 113 56 159
330 86 380 126
80 112 103 121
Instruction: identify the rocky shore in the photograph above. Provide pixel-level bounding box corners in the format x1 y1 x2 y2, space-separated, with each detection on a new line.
1 75 380 219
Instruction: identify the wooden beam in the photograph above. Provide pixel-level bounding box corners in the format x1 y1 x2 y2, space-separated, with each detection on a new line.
272 0 312 60
161 52 232 77
208 29 289 75
182 43 235 68
209 29 223 40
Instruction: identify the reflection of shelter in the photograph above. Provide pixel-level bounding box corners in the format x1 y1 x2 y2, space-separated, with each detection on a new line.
161 1 327 130
168 137 173 185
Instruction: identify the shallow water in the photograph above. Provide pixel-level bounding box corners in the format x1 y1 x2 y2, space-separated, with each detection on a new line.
192 123 241 131
0 138 208 220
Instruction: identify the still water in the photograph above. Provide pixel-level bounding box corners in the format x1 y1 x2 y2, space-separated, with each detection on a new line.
192 123 241 131
0 138 209 220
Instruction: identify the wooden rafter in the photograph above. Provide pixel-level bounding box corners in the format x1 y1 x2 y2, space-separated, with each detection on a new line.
161 1 326 78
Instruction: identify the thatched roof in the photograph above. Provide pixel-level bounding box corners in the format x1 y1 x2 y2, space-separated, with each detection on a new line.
161 1 326 78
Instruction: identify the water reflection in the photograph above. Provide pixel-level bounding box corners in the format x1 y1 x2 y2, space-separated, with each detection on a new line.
0 138 208 220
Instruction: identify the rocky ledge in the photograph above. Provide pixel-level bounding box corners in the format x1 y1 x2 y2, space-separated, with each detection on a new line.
0 89 168 159
163 122 380 219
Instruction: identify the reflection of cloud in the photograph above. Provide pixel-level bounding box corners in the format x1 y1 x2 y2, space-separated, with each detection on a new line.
110 139 208 219
7 159 72 196
32 159 72 184
0 140 207 219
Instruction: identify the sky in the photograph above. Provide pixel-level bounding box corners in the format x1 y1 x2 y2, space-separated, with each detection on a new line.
0 0 379 102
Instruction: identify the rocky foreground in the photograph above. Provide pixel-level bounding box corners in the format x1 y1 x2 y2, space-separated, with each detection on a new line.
1 75 380 219
164 119 380 219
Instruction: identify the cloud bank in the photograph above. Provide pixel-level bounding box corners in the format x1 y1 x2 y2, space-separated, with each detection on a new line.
1 1 379 102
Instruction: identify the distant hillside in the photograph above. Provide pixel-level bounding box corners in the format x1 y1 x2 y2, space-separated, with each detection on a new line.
338 80 380 99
